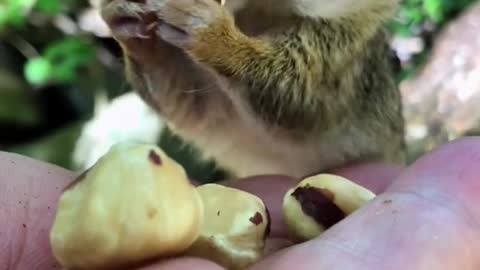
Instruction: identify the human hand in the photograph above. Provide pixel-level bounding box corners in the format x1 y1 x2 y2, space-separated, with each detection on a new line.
2 138 480 270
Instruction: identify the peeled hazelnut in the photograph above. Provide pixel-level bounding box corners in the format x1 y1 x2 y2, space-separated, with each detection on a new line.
186 184 270 270
283 174 375 242
50 143 204 270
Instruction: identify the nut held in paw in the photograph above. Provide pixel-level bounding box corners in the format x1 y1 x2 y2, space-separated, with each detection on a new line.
50 143 204 270
186 184 270 270
283 174 375 242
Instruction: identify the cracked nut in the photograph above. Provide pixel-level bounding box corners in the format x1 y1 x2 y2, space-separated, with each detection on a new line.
283 174 375 242
186 184 270 270
50 143 204 270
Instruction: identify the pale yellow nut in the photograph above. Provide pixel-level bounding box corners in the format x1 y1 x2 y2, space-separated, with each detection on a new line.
50 143 204 270
283 174 375 242
186 184 270 270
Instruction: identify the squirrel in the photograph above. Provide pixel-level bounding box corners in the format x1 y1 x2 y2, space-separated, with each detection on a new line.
99 0 406 179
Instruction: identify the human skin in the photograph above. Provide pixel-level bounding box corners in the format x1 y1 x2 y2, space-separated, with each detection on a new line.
1 137 480 270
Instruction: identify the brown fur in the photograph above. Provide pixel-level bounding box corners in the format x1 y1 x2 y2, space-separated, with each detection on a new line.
100 0 405 179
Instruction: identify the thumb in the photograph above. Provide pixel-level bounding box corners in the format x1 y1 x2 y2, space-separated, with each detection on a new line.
249 138 480 270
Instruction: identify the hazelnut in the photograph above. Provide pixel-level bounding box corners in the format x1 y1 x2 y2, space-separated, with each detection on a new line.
186 184 270 270
283 174 375 242
50 143 204 270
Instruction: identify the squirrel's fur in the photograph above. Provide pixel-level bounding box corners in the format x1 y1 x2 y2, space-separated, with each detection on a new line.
100 0 405 179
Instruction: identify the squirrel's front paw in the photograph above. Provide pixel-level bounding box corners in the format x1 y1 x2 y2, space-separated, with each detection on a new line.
145 0 234 50
100 0 160 62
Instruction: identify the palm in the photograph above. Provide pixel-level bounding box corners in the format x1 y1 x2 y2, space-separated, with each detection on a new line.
1 138 479 270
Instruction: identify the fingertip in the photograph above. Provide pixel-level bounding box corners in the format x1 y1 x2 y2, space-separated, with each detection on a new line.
0 151 76 270
0 151 74 182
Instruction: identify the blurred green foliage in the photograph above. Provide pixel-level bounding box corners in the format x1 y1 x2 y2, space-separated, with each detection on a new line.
1 0 95 86
0 0 476 92
0 0 76 28
386 0 478 80
0 0 478 177
390 0 476 36
24 37 95 85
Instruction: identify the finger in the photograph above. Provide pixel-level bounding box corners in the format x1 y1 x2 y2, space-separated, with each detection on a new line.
0 151 76 270
134 239 294 269
137 257 224 270
265 238 295 255
250 137 480 270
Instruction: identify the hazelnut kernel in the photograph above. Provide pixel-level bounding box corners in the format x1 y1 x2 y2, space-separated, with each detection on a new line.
50 143 203 270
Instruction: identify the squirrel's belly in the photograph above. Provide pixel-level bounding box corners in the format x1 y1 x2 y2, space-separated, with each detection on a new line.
193 127 357 179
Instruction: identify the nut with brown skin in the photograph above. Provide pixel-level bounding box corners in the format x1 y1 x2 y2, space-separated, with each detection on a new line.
50 143 204 270
283 174 375 242
186 184 270 270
